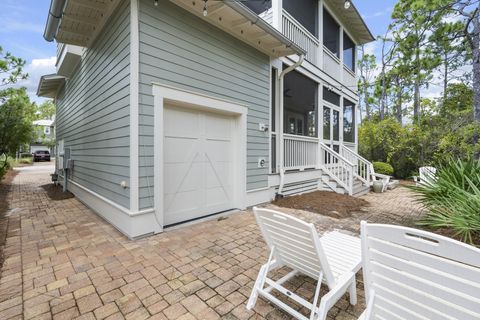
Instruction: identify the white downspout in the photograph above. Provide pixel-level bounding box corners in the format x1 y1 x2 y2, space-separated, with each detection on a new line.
277 54 305 196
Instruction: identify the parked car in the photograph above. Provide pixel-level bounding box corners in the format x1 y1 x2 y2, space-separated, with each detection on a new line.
33 150 51 162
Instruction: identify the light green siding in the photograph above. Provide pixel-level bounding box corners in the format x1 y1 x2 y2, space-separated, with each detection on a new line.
137 0 271 209
55 0 131 209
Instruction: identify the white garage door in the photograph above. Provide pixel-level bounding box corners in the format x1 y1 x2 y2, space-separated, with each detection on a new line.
163 105 235 226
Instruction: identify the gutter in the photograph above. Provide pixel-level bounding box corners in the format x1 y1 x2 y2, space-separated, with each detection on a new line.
44 0 68 42
277 54 305 196
223 1 305 57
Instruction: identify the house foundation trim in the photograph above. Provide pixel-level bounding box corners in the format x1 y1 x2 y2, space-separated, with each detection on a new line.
59 177 157 239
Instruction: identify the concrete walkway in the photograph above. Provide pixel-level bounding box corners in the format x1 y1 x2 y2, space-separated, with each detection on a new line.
0 165 425 319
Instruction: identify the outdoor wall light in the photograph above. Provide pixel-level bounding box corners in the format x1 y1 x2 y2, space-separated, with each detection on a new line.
154 0 158 6
344 0 351 9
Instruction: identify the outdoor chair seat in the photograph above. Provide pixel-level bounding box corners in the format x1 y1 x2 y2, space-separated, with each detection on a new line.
247 207 362 320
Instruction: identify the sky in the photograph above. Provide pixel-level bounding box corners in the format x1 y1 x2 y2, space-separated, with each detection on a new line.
0 0 402 104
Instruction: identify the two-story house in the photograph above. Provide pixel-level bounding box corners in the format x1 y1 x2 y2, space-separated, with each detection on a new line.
30 119 55 155
37 0 374 238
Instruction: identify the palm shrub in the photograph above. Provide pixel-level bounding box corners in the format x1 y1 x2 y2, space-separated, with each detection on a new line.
413 158 480 244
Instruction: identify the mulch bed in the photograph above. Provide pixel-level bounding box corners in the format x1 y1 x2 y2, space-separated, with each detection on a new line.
41 183 74 201
0 170 18 276
272 190 369 219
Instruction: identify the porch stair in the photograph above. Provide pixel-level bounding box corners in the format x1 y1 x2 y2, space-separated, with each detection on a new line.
320 174 370 197
318 143 372 197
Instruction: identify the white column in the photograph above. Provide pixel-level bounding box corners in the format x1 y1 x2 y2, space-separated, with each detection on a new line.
318 0 323 69
339 25 344 84
272 0 283 31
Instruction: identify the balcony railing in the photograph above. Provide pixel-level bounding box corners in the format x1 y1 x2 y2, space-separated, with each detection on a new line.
282 9 319 64
283 134 318 171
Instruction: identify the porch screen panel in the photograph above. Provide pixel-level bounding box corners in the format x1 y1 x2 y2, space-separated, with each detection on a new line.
333 110 339 141
283 68 318 137
242 0 272 14
323 87 340 106
343 32 355 72
323 8 340 57
343 99 355 142
283 0 318 37
323 107 331 140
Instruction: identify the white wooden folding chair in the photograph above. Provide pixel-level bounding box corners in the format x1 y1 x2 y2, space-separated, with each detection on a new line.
247 207 362 320
414 166 437 186
359 221 480 320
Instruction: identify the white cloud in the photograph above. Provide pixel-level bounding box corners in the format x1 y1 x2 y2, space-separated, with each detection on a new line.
361 7 393 20
9 57 56 103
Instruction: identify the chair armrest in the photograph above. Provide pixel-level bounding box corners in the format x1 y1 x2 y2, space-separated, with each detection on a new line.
318 272 355 314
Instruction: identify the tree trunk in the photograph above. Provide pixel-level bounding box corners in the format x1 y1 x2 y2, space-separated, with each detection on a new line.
396 82 403 124
413 78 420 126
473 12 480 159
443 52 448 103
413 48 421 126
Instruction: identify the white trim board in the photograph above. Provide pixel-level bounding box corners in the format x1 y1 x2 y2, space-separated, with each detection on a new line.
129 0 140 212
59 177 157 239
152 83 248 231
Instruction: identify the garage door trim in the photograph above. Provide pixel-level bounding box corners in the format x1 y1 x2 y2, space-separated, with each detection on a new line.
152 83 248 232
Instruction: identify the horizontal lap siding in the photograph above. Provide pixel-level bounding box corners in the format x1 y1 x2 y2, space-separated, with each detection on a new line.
138 0 270 209
56 0 131 209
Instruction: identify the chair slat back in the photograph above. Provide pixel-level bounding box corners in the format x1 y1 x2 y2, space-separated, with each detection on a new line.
419 166 437 183
254 208 335 286
361 222 480 320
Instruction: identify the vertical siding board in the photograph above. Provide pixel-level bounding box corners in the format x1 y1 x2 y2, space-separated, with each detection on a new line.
138 0 270 209
56 0 131 209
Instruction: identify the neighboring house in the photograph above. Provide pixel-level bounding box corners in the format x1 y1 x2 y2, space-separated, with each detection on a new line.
30 119 55 155
37 0 374 239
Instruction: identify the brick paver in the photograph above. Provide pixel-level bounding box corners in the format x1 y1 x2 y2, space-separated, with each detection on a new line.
0 164 425 319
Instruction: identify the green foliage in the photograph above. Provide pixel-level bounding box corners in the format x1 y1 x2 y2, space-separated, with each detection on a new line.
0 46 27 86
359 83 479 179
358 118 404 162
413 158 480 244
36 100 55 120
373 162 394 176
0 88 36 168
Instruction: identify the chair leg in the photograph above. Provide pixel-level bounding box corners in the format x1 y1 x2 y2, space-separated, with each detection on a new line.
246 264 267 310
246 247 276 310
349 278 357 305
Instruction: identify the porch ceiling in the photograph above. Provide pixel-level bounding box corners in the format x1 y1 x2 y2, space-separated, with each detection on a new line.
37 74 66 98
325 0 375 45
55 0 121 47
170 0 305 58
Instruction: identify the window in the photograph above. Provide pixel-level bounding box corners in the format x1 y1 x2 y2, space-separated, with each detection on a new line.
242 0 271 14
333 110 339 141
323 107 331 140
323 8 340 57
343 99 355 142
283 0 318 37
323 87 340 106
343 32 356 72
44 126 50 135
283 68 318 137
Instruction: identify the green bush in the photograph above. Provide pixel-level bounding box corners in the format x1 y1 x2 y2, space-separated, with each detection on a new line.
412 158 480 244
373 162 394 176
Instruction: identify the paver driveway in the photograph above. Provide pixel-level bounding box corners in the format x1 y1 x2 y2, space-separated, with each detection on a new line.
0 164 424 319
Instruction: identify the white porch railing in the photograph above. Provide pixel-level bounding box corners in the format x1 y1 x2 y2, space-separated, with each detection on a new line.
320 143 354 195
282 9 319 64
323 46 341 81
284 134 318 171
341 145 372 186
